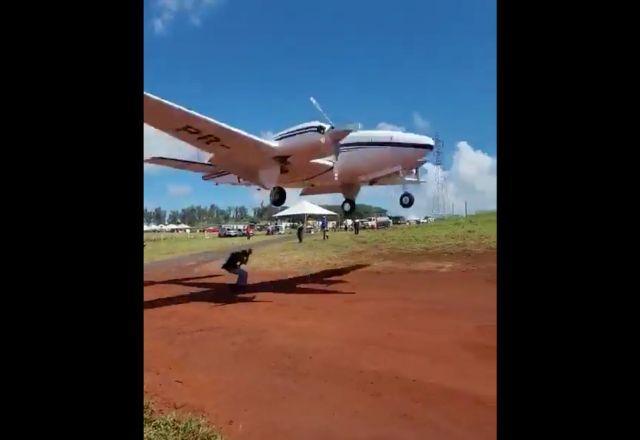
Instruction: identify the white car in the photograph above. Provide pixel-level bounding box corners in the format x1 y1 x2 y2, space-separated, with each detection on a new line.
218 226 241 237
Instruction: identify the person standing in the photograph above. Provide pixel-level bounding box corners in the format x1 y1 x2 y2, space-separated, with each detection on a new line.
354 219 360 235
321 216 328 240
297 224 304 243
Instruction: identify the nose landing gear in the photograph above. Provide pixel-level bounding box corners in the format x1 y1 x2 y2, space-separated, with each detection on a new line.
400 192 414 209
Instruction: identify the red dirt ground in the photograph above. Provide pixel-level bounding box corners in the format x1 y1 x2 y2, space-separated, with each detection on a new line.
144 251 496 440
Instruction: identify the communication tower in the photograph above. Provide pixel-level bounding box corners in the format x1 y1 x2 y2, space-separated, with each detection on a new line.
431 134 448 217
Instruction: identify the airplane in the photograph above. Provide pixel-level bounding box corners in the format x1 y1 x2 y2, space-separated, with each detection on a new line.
144 92 434 214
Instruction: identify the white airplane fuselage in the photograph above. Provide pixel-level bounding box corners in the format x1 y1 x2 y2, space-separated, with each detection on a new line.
270 122 433 194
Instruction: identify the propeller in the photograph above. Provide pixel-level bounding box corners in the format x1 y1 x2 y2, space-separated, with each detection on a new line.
309 97 356 164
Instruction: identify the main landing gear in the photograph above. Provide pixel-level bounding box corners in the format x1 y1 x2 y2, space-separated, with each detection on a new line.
341 198 356 214
270 186 286 207
400 191 414 209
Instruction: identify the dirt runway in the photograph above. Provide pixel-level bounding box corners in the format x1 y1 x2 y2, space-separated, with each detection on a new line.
144 251 496 440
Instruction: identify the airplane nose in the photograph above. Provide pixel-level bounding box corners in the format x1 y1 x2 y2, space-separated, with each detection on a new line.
422 135 435 151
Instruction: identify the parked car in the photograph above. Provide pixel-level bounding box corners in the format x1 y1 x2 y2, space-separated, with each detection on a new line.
219 226 241 237
205 226 219 233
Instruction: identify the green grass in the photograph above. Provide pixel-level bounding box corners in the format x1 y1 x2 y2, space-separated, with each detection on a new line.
144 401 223 440
144 232 279 263
247 212 496 271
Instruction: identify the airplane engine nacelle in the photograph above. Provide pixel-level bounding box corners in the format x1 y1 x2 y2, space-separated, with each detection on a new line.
275 129 351 163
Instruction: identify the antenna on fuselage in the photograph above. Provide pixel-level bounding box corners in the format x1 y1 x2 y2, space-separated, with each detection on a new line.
309 97 334 126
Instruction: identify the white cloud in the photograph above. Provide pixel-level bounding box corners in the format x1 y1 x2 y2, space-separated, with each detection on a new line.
144 124 208 174
412 112 431 133
166 184 193 197
151 0 224 35
449 141 497 196
376 122 406 131
357 141 496 217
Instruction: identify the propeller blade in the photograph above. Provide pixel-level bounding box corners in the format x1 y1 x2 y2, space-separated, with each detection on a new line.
309 97 334 126
325 128 352 160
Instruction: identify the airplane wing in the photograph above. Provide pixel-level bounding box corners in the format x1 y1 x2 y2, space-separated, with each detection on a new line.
144 92 279 186
144 157 253 186
145 157 218 174
145 92 353 188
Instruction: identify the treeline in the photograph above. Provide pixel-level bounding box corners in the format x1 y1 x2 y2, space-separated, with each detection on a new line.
144 202 388 227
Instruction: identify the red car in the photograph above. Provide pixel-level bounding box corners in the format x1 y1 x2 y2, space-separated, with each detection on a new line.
205 226 219 233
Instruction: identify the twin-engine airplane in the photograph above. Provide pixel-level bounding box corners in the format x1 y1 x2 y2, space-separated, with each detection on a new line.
144 92 434 214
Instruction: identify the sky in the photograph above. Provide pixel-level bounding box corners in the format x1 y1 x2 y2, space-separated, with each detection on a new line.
144 0 496 217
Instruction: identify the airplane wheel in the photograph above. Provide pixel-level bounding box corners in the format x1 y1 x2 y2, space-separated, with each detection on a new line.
270 186 286 207
400 192 414 209
341 199 356 214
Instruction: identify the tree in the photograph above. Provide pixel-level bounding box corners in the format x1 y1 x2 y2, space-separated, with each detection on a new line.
167 210 180 224
143 208 155 224
153 207 166 225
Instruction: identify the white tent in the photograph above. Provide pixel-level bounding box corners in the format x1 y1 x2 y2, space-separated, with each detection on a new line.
273 200 338 218
273 200 338 234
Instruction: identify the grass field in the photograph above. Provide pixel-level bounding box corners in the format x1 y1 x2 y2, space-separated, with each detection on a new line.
247 212 496 271
144 232 280 263
144 401 223 440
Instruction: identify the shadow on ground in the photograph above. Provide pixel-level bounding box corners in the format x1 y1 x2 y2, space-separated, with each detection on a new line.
143 264 369 308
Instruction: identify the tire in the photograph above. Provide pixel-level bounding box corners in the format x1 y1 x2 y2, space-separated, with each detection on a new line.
400 192 414 209
270 186 286 207
341 199 356 214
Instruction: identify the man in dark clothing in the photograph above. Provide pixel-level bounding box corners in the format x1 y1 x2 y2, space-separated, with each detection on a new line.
297 224 304 243
354 219 360 235
321 216 328 240
222 249 252 287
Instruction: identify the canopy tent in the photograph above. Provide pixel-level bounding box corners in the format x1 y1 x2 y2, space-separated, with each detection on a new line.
273 200 338 235
273 200 338 218
164 223 192 231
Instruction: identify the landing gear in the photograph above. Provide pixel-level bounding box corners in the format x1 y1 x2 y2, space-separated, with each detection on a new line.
400 192 414 209
341 198 356 215
270 186 286 207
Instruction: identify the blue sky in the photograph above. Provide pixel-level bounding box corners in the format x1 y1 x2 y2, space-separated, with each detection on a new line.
144 0 496 215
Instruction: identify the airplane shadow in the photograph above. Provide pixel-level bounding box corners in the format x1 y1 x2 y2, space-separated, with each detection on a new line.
143 264 369 309
144 274 223 287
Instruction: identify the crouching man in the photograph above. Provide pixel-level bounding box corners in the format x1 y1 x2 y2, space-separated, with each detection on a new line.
222 249 252 290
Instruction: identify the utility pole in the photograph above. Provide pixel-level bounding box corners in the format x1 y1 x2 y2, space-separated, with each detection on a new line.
465 201 468 218
451 203 454 216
